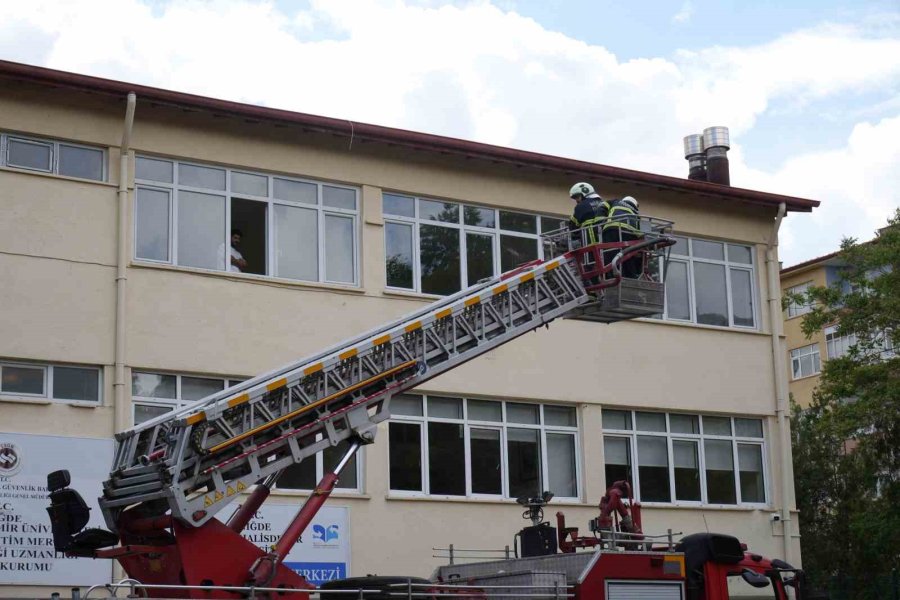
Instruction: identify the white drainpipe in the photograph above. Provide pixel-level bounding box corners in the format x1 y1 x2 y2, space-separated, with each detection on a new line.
115 93 136 432
766 202 793 563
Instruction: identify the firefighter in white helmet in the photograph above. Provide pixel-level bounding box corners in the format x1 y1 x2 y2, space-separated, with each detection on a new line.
567 182 607 245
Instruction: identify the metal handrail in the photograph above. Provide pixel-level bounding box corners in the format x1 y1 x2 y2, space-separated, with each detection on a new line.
80 579 576 600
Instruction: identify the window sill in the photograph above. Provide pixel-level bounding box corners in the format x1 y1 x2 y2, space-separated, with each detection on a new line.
382 288 444 302
0 395 52 406
633 317 768 336
640 501 772 511
385 494 586 507
790 373 821 382
270 490 370 500
0 164 115 188
0 395 101 407
130 261 367 295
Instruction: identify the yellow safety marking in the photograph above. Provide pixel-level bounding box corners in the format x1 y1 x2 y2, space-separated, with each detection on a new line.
226 485 236 497
206 360 418 455
236 481 247 492
228 393 250 408
373 334 391 346
204 495 213 507
405 321 422 332
266 378 287 391
492 284 508 295
303 363 323 376
464 296 480 306
435 308 452 319
519 272 535 283
186 412 207 426
664 555 685 577
213 491 224 503
545 261 560 271
339 348 358 361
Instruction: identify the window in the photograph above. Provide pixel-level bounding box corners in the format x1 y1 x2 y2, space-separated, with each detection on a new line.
383 193 566 295
785 282 813 318
825 325 858 359
0 361 101 404
131 371 246 424
825 325 895 361
602 409 767 506
1 133 105 181
277 436 361 493
134 156 359 285
658 237 756 328
790 344 821 379
388 395 579 500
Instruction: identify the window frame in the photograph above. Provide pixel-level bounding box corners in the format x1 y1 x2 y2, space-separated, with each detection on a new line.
388 396 581 502
790 343 821 380
785 282 813 319
0 132 107 181
658 236 758 330
382 193 567 295
601 410 768 508
0 360 102 405
134 156 360 286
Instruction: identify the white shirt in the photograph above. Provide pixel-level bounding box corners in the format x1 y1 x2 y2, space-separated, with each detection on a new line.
229 247 244 272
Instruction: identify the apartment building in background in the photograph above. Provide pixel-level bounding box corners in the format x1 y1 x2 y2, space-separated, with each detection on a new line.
0 60 819 597
781 238 895 408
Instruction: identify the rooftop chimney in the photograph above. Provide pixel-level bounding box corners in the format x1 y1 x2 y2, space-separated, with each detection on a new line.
702 126 730 185
683 134 706 181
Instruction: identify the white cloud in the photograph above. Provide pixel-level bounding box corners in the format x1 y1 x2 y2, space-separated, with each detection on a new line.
672 1 693 24
0 0 897 264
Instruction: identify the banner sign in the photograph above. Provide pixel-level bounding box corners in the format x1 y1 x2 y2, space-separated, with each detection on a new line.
238 504 350 586
0 432 114 585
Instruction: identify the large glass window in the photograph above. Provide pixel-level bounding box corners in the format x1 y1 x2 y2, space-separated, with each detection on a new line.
790 344 821 379
785 282 813 318
1 133 106 181
660 236 757 328
389 396 579 500
382 193 565 295
602 409 767 506
135 156 359 285
0 361 101 404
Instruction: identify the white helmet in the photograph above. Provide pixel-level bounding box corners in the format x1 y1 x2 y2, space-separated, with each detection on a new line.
621 196 638 210
569 182 594 200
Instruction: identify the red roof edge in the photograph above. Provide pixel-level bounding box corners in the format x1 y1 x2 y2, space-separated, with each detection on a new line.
0 60 820 213
781 250 842 275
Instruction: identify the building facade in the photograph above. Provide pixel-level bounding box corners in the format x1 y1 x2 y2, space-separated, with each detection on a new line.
0 61 818 597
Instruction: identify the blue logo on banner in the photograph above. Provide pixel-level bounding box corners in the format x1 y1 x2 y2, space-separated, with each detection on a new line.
284 562 347 585
312 524 340 543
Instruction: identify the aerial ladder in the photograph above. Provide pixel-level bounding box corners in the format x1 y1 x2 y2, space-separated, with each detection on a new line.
46 216 675 598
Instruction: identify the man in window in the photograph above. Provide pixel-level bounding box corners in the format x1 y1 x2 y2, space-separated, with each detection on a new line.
220 228 248 272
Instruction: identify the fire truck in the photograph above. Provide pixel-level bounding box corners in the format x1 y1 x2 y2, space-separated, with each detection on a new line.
45 217 821 600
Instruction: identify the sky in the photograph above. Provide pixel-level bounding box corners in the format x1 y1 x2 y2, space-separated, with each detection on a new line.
1 0 898 266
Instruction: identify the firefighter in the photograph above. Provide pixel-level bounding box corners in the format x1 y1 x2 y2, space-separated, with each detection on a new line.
602 196 642 278
567 182 607 245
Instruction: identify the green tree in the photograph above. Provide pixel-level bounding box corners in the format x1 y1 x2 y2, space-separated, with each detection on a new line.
789 209 900 598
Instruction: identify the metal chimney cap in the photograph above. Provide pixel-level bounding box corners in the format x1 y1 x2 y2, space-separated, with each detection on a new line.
703 126 730 150
683 134 705 158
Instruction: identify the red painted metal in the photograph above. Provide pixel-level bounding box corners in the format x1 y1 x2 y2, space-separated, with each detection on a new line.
113 518 312 599
249 472 341 586
227 483 271 534
576 551 684 600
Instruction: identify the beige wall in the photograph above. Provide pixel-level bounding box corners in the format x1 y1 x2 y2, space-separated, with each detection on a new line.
781 266 828 407
0 79 802 595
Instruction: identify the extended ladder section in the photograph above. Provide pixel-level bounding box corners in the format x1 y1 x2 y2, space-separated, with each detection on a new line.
101 218 674 532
